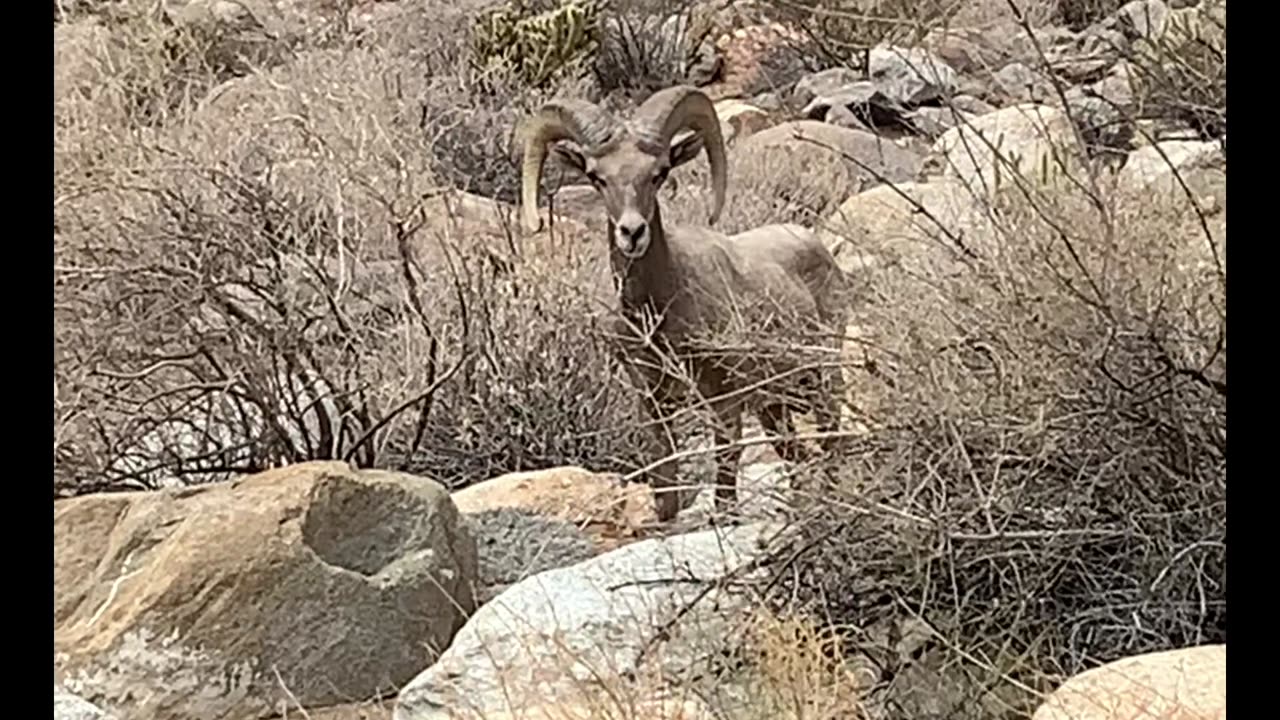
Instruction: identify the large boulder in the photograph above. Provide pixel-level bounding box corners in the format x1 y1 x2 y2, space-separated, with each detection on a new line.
453 466 658 548
820 177 994 271
446 696 713 720
714 98 772 144
302 703 394 720
1115 0 1173 41
55 689 114 720
793 67 863 109
1064 86 1133 155
462 507 599 605
733 120 924 223
1043 24 1129 83
923 24 1029 78
741 121 924 182
1117 139 1225 207
54 461 477 720
927 103 1083 196
818 178 995 424
393 522 786 720
1032 644 1225 720
990 62 1055 105
800 81 919 137
868 44 959 106
453 466 661 602
706 22 809 100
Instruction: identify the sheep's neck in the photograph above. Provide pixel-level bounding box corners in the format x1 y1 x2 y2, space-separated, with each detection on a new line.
611 207 681 324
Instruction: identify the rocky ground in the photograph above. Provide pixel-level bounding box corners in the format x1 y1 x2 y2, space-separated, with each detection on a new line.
54 0 1225 718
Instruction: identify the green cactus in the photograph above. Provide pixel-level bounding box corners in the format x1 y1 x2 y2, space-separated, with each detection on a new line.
470 0 604 88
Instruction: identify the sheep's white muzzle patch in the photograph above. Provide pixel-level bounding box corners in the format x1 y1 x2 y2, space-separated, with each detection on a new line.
615 228 650 259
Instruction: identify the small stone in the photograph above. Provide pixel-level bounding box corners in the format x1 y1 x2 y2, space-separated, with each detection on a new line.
868 44 959 106
794 67 863 108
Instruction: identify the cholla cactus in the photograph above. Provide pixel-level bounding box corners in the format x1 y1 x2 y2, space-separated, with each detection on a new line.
470 0 604 88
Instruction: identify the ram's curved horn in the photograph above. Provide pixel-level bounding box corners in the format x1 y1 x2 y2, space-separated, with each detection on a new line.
631 86 727 225
518 100 620 232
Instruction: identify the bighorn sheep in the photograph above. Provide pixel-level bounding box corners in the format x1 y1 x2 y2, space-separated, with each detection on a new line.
519 85 849 522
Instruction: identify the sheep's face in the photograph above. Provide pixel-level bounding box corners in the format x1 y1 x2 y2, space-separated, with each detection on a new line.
553 132 705 260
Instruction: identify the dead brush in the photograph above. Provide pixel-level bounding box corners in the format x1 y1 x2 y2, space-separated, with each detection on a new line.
766 171 1224 718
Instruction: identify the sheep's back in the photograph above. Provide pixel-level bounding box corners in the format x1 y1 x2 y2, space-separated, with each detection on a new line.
666 225 824 332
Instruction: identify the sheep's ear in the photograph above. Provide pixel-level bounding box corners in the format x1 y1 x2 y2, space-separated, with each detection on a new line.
550 142 588 174
669 131 705 169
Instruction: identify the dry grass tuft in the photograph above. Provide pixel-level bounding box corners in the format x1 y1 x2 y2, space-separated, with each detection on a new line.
736 611 867 719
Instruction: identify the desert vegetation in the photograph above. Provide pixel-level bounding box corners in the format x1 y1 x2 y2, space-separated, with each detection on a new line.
54 0 1225 718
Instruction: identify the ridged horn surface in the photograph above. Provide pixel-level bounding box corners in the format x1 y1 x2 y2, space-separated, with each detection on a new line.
518 100 619 232
632 86 727 224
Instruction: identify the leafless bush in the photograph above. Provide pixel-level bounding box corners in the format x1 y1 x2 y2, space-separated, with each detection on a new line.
1126 0 1226 139
1056 0 1124 30
419 59 604 204
593 0 722 98
388 241 655 488
54 12 649 495
84 4 295 127
765 0 960 68
768 165 1225 715
54 2 1227 715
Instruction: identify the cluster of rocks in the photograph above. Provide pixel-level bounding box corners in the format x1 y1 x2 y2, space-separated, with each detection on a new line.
53 460 800 720
55 460 1225 720
624 0 1216 148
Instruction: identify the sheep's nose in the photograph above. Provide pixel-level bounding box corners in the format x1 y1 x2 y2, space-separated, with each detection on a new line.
614 216 650 258
617 219 646 242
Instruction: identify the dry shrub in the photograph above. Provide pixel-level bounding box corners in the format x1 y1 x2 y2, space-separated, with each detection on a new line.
418 59 602 204
54 10 648 495
54 6 1227 716
655 137 875 234
97 5 291 126
1056 0 1124 30
403 0 610 203
1128 0 1226 139
735 611 867 719
765 0 960 67
393 241 650 488
771 173 1225 717
592 0 722 98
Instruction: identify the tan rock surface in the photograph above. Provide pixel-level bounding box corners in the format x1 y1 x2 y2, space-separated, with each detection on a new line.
453 466 658 550
1032 644 1226 720
55 461 476 720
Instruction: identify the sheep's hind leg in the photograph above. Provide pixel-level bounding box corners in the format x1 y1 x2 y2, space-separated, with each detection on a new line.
757 402 812 463
805 366 848 499
813 365 846 455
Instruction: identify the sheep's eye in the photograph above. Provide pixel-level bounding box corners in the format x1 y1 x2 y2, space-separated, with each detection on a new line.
653 169 669 185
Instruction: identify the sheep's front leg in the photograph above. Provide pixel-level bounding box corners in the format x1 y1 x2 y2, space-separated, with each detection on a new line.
710 397 745 516
615 324 689 523
639 389 685 522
